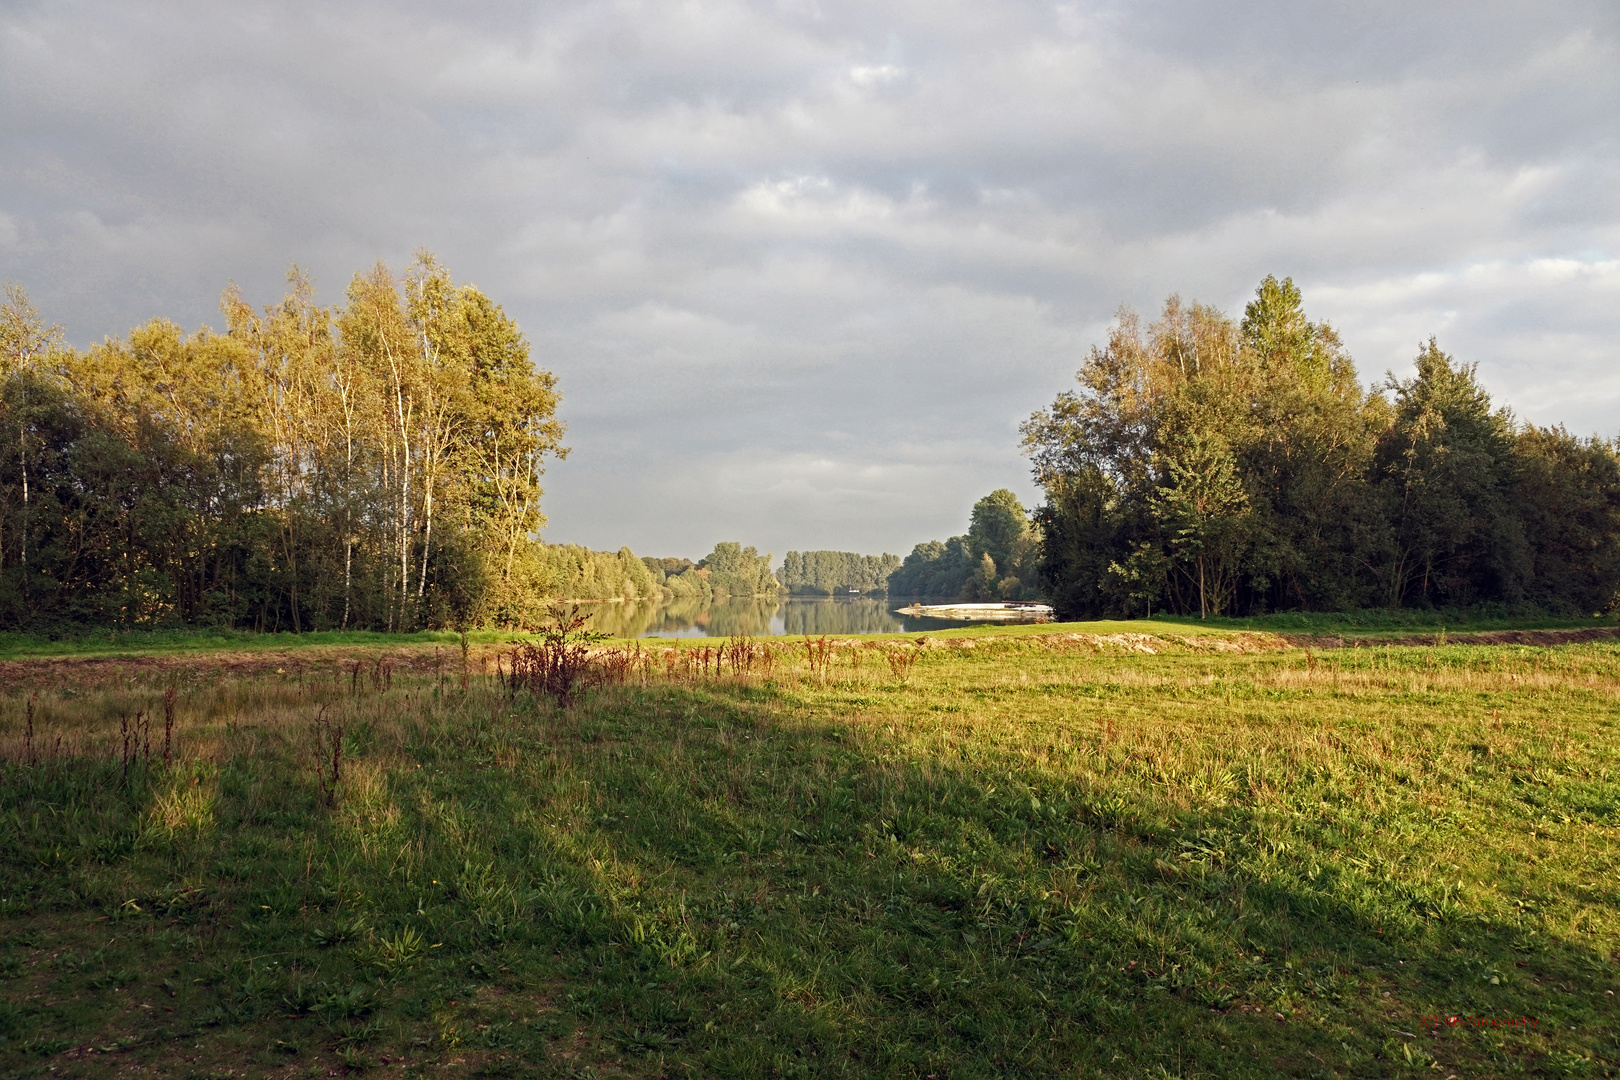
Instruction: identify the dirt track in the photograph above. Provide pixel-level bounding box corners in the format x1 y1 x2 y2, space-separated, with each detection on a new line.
1281 626 1620 649
1 625 1616 691
0 643 508 693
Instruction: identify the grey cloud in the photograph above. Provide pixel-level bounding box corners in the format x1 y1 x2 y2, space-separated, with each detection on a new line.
1 0 1616 559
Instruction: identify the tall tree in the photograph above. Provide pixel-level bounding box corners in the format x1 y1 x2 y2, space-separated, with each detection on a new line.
0 259 569 632
1149 434 1249 618
0 285 64 600
1375 339 1525 607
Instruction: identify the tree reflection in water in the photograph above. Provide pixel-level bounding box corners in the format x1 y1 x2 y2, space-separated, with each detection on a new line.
577 597 1033 638
576 597 920 639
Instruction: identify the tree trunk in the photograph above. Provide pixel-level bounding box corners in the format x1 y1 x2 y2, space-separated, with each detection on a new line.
1198 557 1206 619
342 537 352 631
418 470 433 602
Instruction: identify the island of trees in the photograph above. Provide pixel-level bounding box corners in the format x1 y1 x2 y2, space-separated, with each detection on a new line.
887 489 1044 601
777 550 901 596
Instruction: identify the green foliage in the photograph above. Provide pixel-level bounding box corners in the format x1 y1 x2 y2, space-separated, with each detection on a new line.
889 536 975 600
1024 278 1620 619
525 544 663 607
1150 434 1250 618
778 550 901 595
697 541 779 597
1376 339 1528 608
890 490 1042 600
966 488 1029 571
0 265 568 633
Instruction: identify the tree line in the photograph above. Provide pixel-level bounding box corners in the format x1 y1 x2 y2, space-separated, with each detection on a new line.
1022 276 1620 619
888 489 1044 601
778 550 901 595
0 263 571 631
642 543 781 600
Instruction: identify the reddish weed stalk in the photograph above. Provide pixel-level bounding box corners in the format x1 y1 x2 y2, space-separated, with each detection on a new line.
883 640 927 683
311 706 344 809
803 636 835 682
119 710 151 784
163 686 176 767
507 604 610 708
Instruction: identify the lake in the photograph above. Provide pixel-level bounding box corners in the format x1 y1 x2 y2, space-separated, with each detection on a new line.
576 596 1033 638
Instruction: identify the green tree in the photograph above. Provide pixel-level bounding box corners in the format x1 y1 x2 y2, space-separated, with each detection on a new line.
0 284 67 611
699 542 778 597
1150 434 1250 618
0 261 567 633
1031 467 1119 618
1375 339 1525 608
967 489 1029 573
1023 278 1387 617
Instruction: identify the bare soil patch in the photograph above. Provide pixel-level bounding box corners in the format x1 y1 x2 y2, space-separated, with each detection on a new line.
1283 625 1620 649
0 643 507 692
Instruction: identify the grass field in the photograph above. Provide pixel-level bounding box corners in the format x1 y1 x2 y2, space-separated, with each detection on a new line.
1 626 1617 1078
2 605 1614 660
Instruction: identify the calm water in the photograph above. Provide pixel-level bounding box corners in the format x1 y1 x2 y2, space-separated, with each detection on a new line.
577 596 1018 639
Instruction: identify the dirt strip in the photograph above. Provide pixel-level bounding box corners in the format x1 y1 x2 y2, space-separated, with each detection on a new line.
0 644 509 693
1 625 1616 691
1281 626 1620 649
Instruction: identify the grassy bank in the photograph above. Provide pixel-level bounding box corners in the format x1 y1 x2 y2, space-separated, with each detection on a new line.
1 635 1617 1077
0 628 507 662
2 607 1615 662
0 618 1247 665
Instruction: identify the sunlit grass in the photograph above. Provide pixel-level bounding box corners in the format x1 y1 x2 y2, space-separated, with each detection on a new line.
1 636 1616 1077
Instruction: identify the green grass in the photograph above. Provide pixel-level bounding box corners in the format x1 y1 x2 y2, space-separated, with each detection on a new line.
1 635 1617 1077
2 605 1610 662
0 615 1259 663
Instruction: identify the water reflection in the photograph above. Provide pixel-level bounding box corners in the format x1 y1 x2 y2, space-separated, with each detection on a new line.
577 596 1001 638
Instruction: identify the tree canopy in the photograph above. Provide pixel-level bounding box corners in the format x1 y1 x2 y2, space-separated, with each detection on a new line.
1022 277 1620 619
0 260 575 631
888 489 1042 601
778 550 901 595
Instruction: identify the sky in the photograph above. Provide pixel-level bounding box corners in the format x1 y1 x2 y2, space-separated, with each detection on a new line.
2 1 1617 561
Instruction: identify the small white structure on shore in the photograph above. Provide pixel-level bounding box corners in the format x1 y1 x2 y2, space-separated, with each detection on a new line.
896 601 1054 622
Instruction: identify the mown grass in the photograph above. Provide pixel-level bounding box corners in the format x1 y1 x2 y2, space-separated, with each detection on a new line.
1 635 1617 1078
2 606 1613 662
0 618 1245 662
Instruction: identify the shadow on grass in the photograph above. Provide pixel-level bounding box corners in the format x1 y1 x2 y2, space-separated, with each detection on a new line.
0 680 1615 1079
451 683 1619 1078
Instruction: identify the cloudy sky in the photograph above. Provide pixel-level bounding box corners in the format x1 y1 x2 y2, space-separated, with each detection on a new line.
2 1 1616 560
